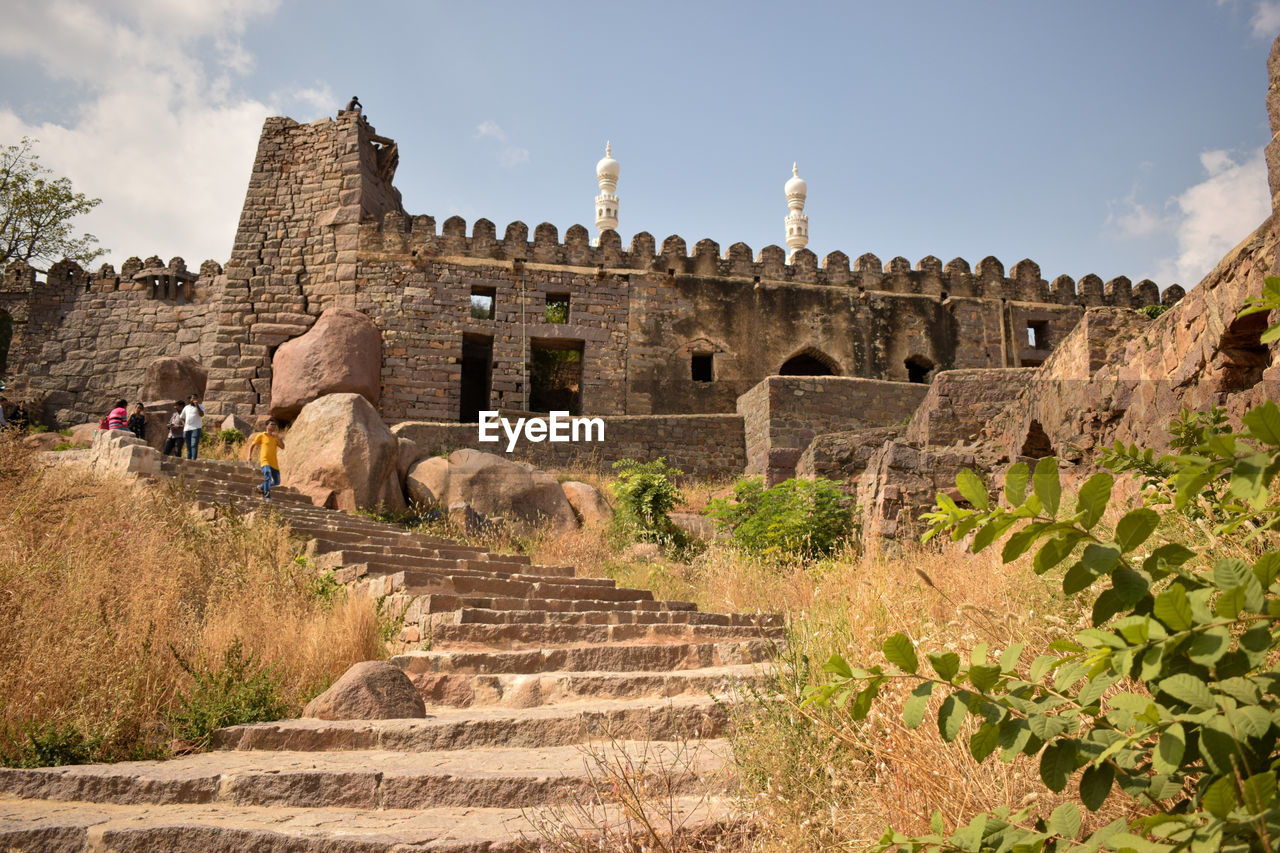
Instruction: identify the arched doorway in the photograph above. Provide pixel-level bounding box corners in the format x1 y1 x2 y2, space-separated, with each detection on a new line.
905 354 934 383
778 347 840 376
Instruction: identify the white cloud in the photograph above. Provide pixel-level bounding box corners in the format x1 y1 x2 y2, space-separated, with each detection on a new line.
1106 189 1171 238
1253 0 1280 37
0 0 290 269
474 119 530 168
1168 148 1270 284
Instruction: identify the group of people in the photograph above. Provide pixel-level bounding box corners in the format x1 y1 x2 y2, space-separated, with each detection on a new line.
0 397 33 431
101 394 284 501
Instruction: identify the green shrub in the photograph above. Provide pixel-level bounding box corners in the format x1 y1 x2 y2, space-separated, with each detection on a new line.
9 721 101 767
707 476 855 560
167 639 287 750
51 442 73 451
610 457 684 545
1139 303 1170 319
807 395 1280 852
27 424 48 434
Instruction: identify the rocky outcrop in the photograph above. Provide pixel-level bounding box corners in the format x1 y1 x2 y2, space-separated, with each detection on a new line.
408 449 577 532
139 356 207 404
269 307 382 422
280 393 403 512
302 661 426 720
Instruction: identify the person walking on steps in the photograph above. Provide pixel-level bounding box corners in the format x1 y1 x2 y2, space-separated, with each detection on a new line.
163 401 184 457
246 419 284 501
181 395 204 460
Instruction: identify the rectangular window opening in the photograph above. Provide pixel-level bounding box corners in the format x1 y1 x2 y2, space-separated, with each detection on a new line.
470 286 495 320
529 338 583 415
545 293 570 324
691 353 714 382
1027 320 1050 350
459 333 493 422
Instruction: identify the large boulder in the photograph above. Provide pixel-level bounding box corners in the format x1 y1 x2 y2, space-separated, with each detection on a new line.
561 481 613 526
302 661 426 720
139 356 207 404
396 437 425 492
269 308 381 422
407 449 577 532
280 393 404 512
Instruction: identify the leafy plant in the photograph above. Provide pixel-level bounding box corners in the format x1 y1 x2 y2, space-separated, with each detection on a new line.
805 396 1280 852
218 428 244 445
707 476 856 560
51 441 73 451
7 721 101 767
167 639 287 750
1139 304 1170 319
611 457 684 545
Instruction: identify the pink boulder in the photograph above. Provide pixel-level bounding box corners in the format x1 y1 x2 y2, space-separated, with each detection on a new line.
269 308 381 422
139 356 207 404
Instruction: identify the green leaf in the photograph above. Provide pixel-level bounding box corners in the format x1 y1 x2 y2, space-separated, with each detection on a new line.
1092 589 1126 626
973 516 1015 554
1063 561 1097 596
1077 673 1120 710
1215 586 1246 620
999 643 1024 674
1029 713 1069 740
1048 801 1081 839
1152 585 1193 631
1187 627 1232 666
930 810 945 835
1153 722 1185 774
1029 654 1057 682
1079 762 1114 811
1039 739 1077 793
1115 508 1159 553
883 633 918 674
1033 534 1078 575
956 469 989 511
1202 774 1239 819
969 722 999 762
1074 473 1114 530
969 663 1002 692
1004 462 1029 507
1253 552 1280 587
928 652 960 682
1003 522 1049 563
1033 457 1061 517
1243 400 1280 446
1111 565 1150 606
1230 453 1271 508
1082 543 1123 574
1160 673 1214 710
822 653 853 680
938 693 967 742
1143 544 1197 577
1242 771 1277 813
902 681 934 729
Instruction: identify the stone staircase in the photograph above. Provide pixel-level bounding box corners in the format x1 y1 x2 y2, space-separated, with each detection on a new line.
0 454 784 850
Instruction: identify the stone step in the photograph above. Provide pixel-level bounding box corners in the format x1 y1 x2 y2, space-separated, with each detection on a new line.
213 695 727 752
394 574 653 604
443 606 784 628
314 548 559 578
393 640 773 678
407 663 771 708
425 621 787 649
409 593 698 616
0 740 728 811
0 793 735 852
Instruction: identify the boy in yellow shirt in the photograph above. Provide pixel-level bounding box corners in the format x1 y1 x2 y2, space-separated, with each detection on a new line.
246 419 285 500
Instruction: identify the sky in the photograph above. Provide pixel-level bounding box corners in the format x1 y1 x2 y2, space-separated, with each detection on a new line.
1 1 1278 291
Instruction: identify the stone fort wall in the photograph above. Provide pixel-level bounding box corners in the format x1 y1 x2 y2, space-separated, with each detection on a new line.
0 110 1179 439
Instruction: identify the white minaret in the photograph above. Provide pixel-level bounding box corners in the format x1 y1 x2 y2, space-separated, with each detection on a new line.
595 142 620 239
784 162 809 259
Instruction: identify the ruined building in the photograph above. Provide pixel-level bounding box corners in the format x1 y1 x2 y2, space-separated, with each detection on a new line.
0 108 1179 484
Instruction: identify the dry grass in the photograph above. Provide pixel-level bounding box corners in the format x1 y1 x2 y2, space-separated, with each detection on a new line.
0 436 383 763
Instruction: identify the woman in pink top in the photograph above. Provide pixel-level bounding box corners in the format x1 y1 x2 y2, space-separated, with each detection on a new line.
106 399 129 431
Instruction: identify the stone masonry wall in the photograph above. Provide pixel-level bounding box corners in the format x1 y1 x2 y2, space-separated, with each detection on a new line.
737 375 930 485
0 258 215 426
390 414 746 479
903 368 1037 448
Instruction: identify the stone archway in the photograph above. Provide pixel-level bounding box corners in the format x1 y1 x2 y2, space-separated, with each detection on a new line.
778 347 840 376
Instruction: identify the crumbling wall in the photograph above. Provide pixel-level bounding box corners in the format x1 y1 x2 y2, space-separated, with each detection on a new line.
737 376 930 485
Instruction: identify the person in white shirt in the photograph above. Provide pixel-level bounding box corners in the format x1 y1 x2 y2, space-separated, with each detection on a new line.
181 395 205 460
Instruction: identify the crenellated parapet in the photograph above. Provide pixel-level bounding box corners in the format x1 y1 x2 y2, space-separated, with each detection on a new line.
2 255 220 304
361 212 1179 310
